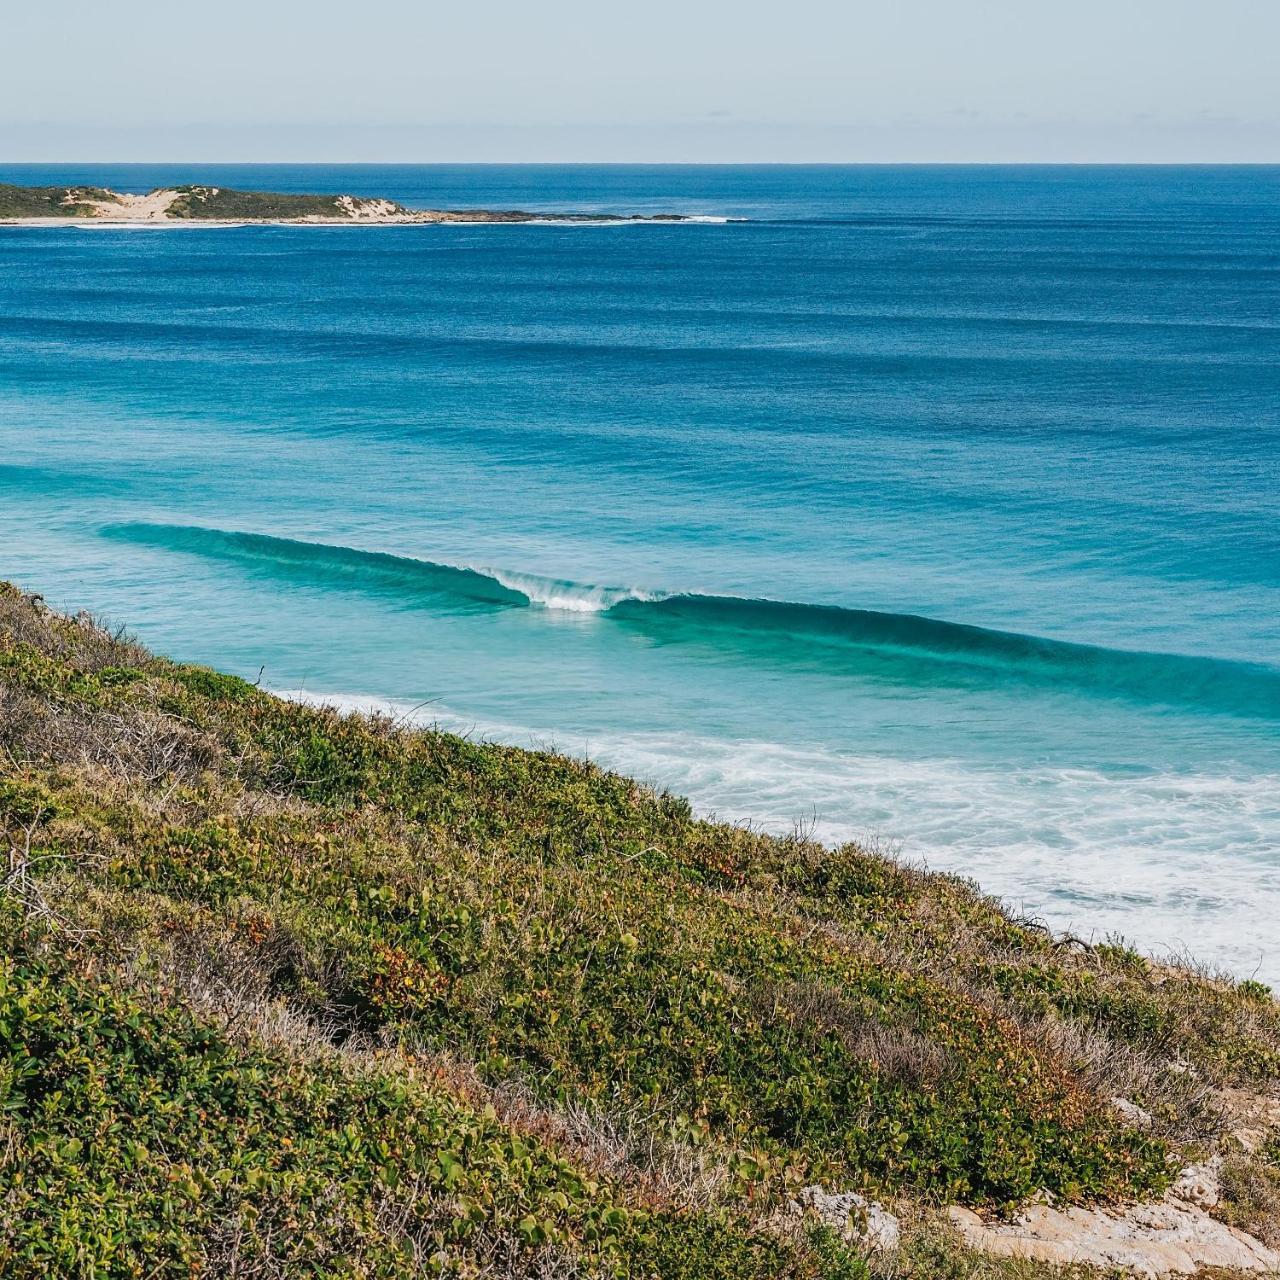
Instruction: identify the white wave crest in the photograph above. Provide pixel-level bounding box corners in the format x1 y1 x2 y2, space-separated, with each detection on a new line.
524 218 636 228
485 568 657 613
521 215 740 227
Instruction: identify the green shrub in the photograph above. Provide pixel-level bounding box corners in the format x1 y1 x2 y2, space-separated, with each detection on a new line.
3 581 1278 1275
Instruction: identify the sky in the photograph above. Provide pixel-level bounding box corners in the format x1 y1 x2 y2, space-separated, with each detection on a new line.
3 0 1278 162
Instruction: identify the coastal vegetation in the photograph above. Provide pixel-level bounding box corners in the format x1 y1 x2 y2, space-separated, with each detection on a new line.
0 181 409 222
164 185 407 220
1 580 1277 1277
0 183 120 219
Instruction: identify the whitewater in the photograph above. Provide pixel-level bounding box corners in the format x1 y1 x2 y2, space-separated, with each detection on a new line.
2 163 1277 981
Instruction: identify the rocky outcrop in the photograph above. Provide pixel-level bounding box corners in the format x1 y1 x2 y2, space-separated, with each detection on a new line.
1112 1096 1156 1129
946 1160 1279 1277
790 1185 901 1254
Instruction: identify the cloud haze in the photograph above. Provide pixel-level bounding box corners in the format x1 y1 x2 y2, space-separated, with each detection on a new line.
4 0 1277 160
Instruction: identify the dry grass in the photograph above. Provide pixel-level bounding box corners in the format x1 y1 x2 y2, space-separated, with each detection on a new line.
1219 1145 1280 1251
771 978 955 1090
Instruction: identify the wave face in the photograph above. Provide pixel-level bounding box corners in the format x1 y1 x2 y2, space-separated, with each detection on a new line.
103 523 529 612
610 593 1280 720
103 523 1280 721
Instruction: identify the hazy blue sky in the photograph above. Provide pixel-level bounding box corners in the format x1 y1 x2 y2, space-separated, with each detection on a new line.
4 0 1278 161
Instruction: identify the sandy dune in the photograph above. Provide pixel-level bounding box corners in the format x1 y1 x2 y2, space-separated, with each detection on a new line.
79 189 179 220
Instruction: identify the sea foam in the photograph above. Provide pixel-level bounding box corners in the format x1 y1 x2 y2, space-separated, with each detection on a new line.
487 568 656 613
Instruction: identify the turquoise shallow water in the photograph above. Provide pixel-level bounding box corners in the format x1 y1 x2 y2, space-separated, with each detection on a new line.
2 164 1278 979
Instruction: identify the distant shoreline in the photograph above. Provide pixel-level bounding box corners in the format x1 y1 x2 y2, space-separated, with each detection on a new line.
0 180 700 226
0 216 708 228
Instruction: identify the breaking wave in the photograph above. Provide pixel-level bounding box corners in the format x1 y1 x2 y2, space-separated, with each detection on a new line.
102 522 1280 720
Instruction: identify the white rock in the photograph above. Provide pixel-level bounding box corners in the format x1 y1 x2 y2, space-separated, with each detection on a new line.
1112 1096 1156 1129
792 1185 900 1253
1169 1159 1221 1210
946 1180 1278 1278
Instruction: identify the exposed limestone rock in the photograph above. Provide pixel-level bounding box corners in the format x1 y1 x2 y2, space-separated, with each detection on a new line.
1169 1159 1221 1210
1112 1096 1156 1128
946 1166 1279 1278
944 1096 1280 1279
791 1185 900 1253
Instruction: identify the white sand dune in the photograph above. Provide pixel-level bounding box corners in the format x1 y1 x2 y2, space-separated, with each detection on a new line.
78 188 180 220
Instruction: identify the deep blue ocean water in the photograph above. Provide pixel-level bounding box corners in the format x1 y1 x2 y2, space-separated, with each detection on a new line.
2 164 1277 979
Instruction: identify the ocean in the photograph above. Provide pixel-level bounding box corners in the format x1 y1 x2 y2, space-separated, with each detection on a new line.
2 163 1277 981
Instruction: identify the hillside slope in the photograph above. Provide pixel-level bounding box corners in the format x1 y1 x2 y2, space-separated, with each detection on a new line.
1 582 1277 1277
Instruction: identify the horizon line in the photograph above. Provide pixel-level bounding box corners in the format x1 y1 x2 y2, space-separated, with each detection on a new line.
4 158 1280 167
